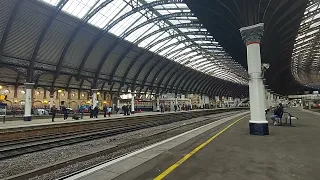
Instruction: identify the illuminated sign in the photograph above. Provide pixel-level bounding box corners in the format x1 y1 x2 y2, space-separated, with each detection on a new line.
0 95 7 101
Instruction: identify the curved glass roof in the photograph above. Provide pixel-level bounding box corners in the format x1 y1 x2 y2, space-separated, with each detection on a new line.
39 0 248 84
292 0 320 89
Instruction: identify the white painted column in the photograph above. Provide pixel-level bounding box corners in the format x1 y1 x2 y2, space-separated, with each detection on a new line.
240 23 269 135
92 89 98 108
202 95 205 108
156 95 160 111
117 98 120 108
131 93 135 113
24 83 34 121
49 94 54 109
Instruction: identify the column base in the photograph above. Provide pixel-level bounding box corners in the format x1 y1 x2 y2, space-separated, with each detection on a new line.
249 122 269 135
131 111 135 114
23 116 32 121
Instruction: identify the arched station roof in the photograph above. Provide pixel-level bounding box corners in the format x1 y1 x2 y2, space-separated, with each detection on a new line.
0 0 248 97
292 0 320 90
185 0 311 95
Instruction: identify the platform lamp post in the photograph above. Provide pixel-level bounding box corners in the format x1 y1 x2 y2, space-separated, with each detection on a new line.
240 23 269 135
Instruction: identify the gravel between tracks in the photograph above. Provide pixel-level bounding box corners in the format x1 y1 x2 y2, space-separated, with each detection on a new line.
0 111 242 179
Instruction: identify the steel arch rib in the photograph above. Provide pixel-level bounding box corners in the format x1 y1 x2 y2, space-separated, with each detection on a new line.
76 0 187 83
170 68 193 92
110 22 204 88
162 64 186 92
177 70 198 93
186 72 207 93
108 12 196 85
0 0 24 57
53 0 114 84
147 61 175 91
121 30 211 87
196 75 213 94
155 64 180 94
184 70 204 92
27 0 68 82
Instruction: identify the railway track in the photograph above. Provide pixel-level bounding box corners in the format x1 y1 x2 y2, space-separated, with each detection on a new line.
2 111 245 180
0 111 237 160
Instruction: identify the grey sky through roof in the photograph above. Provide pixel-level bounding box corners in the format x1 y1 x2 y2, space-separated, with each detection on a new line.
39 0 248 84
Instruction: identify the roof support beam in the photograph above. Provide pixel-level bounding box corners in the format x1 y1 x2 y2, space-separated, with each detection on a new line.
0 0 25 58
27 0 68 82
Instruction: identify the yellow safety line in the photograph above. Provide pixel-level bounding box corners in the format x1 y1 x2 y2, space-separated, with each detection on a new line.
153 115 248 180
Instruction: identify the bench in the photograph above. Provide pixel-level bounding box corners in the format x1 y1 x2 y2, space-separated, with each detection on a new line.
275 112 297 126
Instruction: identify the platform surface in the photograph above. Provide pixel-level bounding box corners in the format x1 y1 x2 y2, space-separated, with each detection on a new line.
104 108 320 180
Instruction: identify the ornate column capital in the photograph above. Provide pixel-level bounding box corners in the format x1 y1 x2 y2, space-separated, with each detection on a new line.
24 82 34 89
239 23 264 45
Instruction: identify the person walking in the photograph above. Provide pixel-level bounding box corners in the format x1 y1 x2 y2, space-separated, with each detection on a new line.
51 105 57 122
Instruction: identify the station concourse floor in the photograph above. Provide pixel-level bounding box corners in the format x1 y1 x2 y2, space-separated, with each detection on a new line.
99 108 320 180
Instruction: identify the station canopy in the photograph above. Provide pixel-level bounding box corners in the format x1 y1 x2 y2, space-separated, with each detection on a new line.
39 0 248 85
292 0 320 90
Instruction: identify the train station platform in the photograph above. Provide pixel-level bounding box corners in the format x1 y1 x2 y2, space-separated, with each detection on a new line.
70 108 320 180
0 111 161 129
0 108 242 130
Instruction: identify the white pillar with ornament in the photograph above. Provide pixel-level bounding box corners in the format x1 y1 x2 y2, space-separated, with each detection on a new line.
240 23 269 135
23 83 34 121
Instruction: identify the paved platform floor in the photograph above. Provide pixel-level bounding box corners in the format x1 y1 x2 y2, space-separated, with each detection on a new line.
108 108 320 180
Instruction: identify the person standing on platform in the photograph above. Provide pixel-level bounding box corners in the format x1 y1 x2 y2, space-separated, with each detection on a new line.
79 105 84 119
89 105 94 118
160 104 164 113
62 106 68 120
107 106 112 117
122 105 126 116
51 105 57 122
94 106 99 118
174 104 177 112
127 105 131 115
103 105 107 117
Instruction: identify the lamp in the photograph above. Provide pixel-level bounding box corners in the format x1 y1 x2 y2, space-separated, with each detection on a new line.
0 85 2 89
97 92 101 95
58 89 62 93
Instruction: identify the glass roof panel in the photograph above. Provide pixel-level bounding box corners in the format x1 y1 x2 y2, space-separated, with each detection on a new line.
37 0 247 85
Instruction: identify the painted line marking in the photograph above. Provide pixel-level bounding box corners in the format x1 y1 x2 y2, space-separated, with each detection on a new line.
65 112 248 180
153 115 248 180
